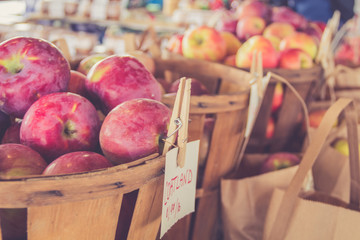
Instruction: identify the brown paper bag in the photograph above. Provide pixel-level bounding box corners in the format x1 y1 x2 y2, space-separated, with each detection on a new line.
221 163 297 240
263 98 360 240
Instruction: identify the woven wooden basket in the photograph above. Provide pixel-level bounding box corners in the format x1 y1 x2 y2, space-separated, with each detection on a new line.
0 153 166 240
246 65 323 153
155 57 252 240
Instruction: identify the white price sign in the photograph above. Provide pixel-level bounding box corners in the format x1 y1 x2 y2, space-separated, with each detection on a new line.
160 140 199 238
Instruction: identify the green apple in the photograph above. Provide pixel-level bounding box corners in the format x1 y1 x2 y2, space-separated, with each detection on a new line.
333 139 360 157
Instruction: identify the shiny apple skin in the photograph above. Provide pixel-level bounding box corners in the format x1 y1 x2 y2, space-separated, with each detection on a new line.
0 37 70 118
20 92 101 163
42 151 113 175
100 98 171 165
85 55 162 114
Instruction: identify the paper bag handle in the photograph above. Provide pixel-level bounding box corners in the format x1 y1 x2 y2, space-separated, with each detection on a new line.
266 98 360 240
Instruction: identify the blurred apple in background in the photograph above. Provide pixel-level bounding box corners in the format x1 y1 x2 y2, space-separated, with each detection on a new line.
308 109 338 129
334 37 360 67
68 70 88 97
266 116 275 139
303 22 323 43
182 26 227 62
271 6 308 30
260 152 300 174
1 120 21 144
236 16 266 41
333 138 360 157
263 22 296 41
85 55 162 114
166 34 184 55
223 54 236 66
312 21 326 33
220 31 242 56
215 16 238 34
20 92 101 163
0 37 70 118
271 82 284 113
77 54 107 75
236 35 279 68
0 110 10 141
42 151 113 175
0 143 48 240
279 32 318 59
279 49 314 69
168 78 210 96
125 50 156 75
235 0 272 22
100 98 171 165
265 35 282 50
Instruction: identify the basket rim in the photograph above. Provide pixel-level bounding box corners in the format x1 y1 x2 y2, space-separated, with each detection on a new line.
0 153 164 208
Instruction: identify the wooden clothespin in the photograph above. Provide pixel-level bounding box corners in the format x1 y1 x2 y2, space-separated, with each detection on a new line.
162 77 191 168
250 51 264 98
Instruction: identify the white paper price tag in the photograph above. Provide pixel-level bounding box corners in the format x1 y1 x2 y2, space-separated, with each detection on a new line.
245 74 271 137
160 140 200 238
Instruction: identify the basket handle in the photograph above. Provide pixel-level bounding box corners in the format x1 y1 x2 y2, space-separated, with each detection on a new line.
266 98 360 240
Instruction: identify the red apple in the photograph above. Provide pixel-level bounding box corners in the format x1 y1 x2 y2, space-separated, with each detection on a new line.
279 32 318 59
215 17 238 35
42 151 113 175
235 35 279 68
312 21 326 33
263 22 296 41
265 116 275 139
271 6 308 30
308 109 337 129
68 70 88 97
167 34 184 55
236 16 266 41
0 37 70 118
168 78 210 96
271 82 283 113
260 152 300 174
1 120 21 144
85 55 162 114
220 31 242 56
0 143 48 240
100 98 171 165
182 26 227 62
0 110 10 140
334 37 360 67
76 53 107 75
303 22 323 43
223 54 236 66
20 92 101 163
279 48 314 69
235 1 271 21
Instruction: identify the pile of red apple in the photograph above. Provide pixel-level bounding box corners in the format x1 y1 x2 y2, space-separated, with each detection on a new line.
167 0 325 70
0 36 173 179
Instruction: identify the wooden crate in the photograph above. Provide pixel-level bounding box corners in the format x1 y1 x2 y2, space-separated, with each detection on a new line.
0 153 165 240
246 65 324 153
155 57 252 240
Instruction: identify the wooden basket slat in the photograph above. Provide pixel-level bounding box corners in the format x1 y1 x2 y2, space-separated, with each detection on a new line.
190 109 247 240
270 80 313 152
246 83 276 152
154 57 251 90
127 176 164 240
27 194 123 240
0 221 2 240
0 155 164 208
156 57 251 240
